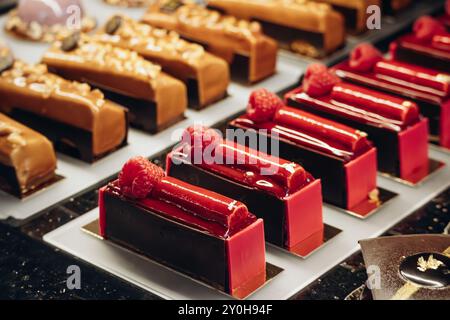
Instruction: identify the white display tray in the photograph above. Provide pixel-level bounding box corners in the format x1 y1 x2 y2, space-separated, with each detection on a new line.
44 148 450 300
0 2 302 221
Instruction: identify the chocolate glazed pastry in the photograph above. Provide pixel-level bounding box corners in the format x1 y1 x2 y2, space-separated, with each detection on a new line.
99 157 266 299
0 113 57 198
142 0 278 82
4 0 96 42
0 61 128 163
206 0 345 58
43 33 187 133
93 15 229 110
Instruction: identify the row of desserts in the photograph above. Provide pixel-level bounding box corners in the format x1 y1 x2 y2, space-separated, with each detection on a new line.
4 0 414 61
95 12 450 298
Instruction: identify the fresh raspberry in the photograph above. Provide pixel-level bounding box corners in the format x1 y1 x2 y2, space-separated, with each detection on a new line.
349 43 383 72
246 88 283 123
304 63 327 80
303 68 340 97
183 125 221 149
413 16 446 42
118 156 165 199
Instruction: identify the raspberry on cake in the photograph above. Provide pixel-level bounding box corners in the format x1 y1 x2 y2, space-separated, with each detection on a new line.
99 156 266 298
390 16 450 73
333 43 450 150
229 89 378 212
286 64 430 184
167 125 324 255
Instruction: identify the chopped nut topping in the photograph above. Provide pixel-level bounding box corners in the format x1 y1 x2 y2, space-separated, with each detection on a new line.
0 122 26 147
96 16 205 62
52 35 161 80
417 255 445 272
172 4 262 39
5 9 96 43
104 0 152 7
0 61 105 107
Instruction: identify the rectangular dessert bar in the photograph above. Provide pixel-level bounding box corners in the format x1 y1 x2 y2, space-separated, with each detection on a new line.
42 33 187 133
228 101 378 210
166 133 323 252
93 15 229 109
0 112 57 198
0 61 128 163
206 0 345 57
99 163 266 298
286 80 429 180
142 1 278 82
333 57 450 149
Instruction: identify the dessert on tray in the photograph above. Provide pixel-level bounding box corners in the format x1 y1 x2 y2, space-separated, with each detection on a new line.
228 89 378 211
141 0 278 82
43 33 187 133
0 113 57 198
166 125 323 254
0 60 128 163
297 0 381 33
285 64 429 182
333 43 450 150
5 0 96 42
94 15 229 109
99 156 266 299
390 16 450 73
206 0 345 57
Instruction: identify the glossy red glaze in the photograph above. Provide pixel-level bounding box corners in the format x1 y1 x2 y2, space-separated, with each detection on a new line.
331 83 420 125
432 34 450 51
393 34 450 61
181 137 310 198
100 179 256 239
332 59 450 149
289 81 420 132
233 106 372 162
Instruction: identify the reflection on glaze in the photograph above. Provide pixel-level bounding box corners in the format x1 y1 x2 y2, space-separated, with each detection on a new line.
399 252 449 288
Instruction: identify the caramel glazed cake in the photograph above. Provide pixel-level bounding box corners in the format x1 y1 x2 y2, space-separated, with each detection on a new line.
142 0 278 82
43 32 187 133
203 0 345 57
94 15 229 109
0 113 57 198
0 59 128 163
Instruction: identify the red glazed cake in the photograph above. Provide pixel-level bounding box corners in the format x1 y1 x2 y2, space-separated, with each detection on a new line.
166 125 323 255
228 89 378 211
333 43 450 149
99 157 266 299
285 64 429 182
390 16 450 73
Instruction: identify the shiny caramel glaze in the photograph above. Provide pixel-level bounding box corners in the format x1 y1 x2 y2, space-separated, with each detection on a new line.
42 34 187 127
206 0 345 53
93 15 229 107
0 113 56 194
0 61 127 156
142 1 278 82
